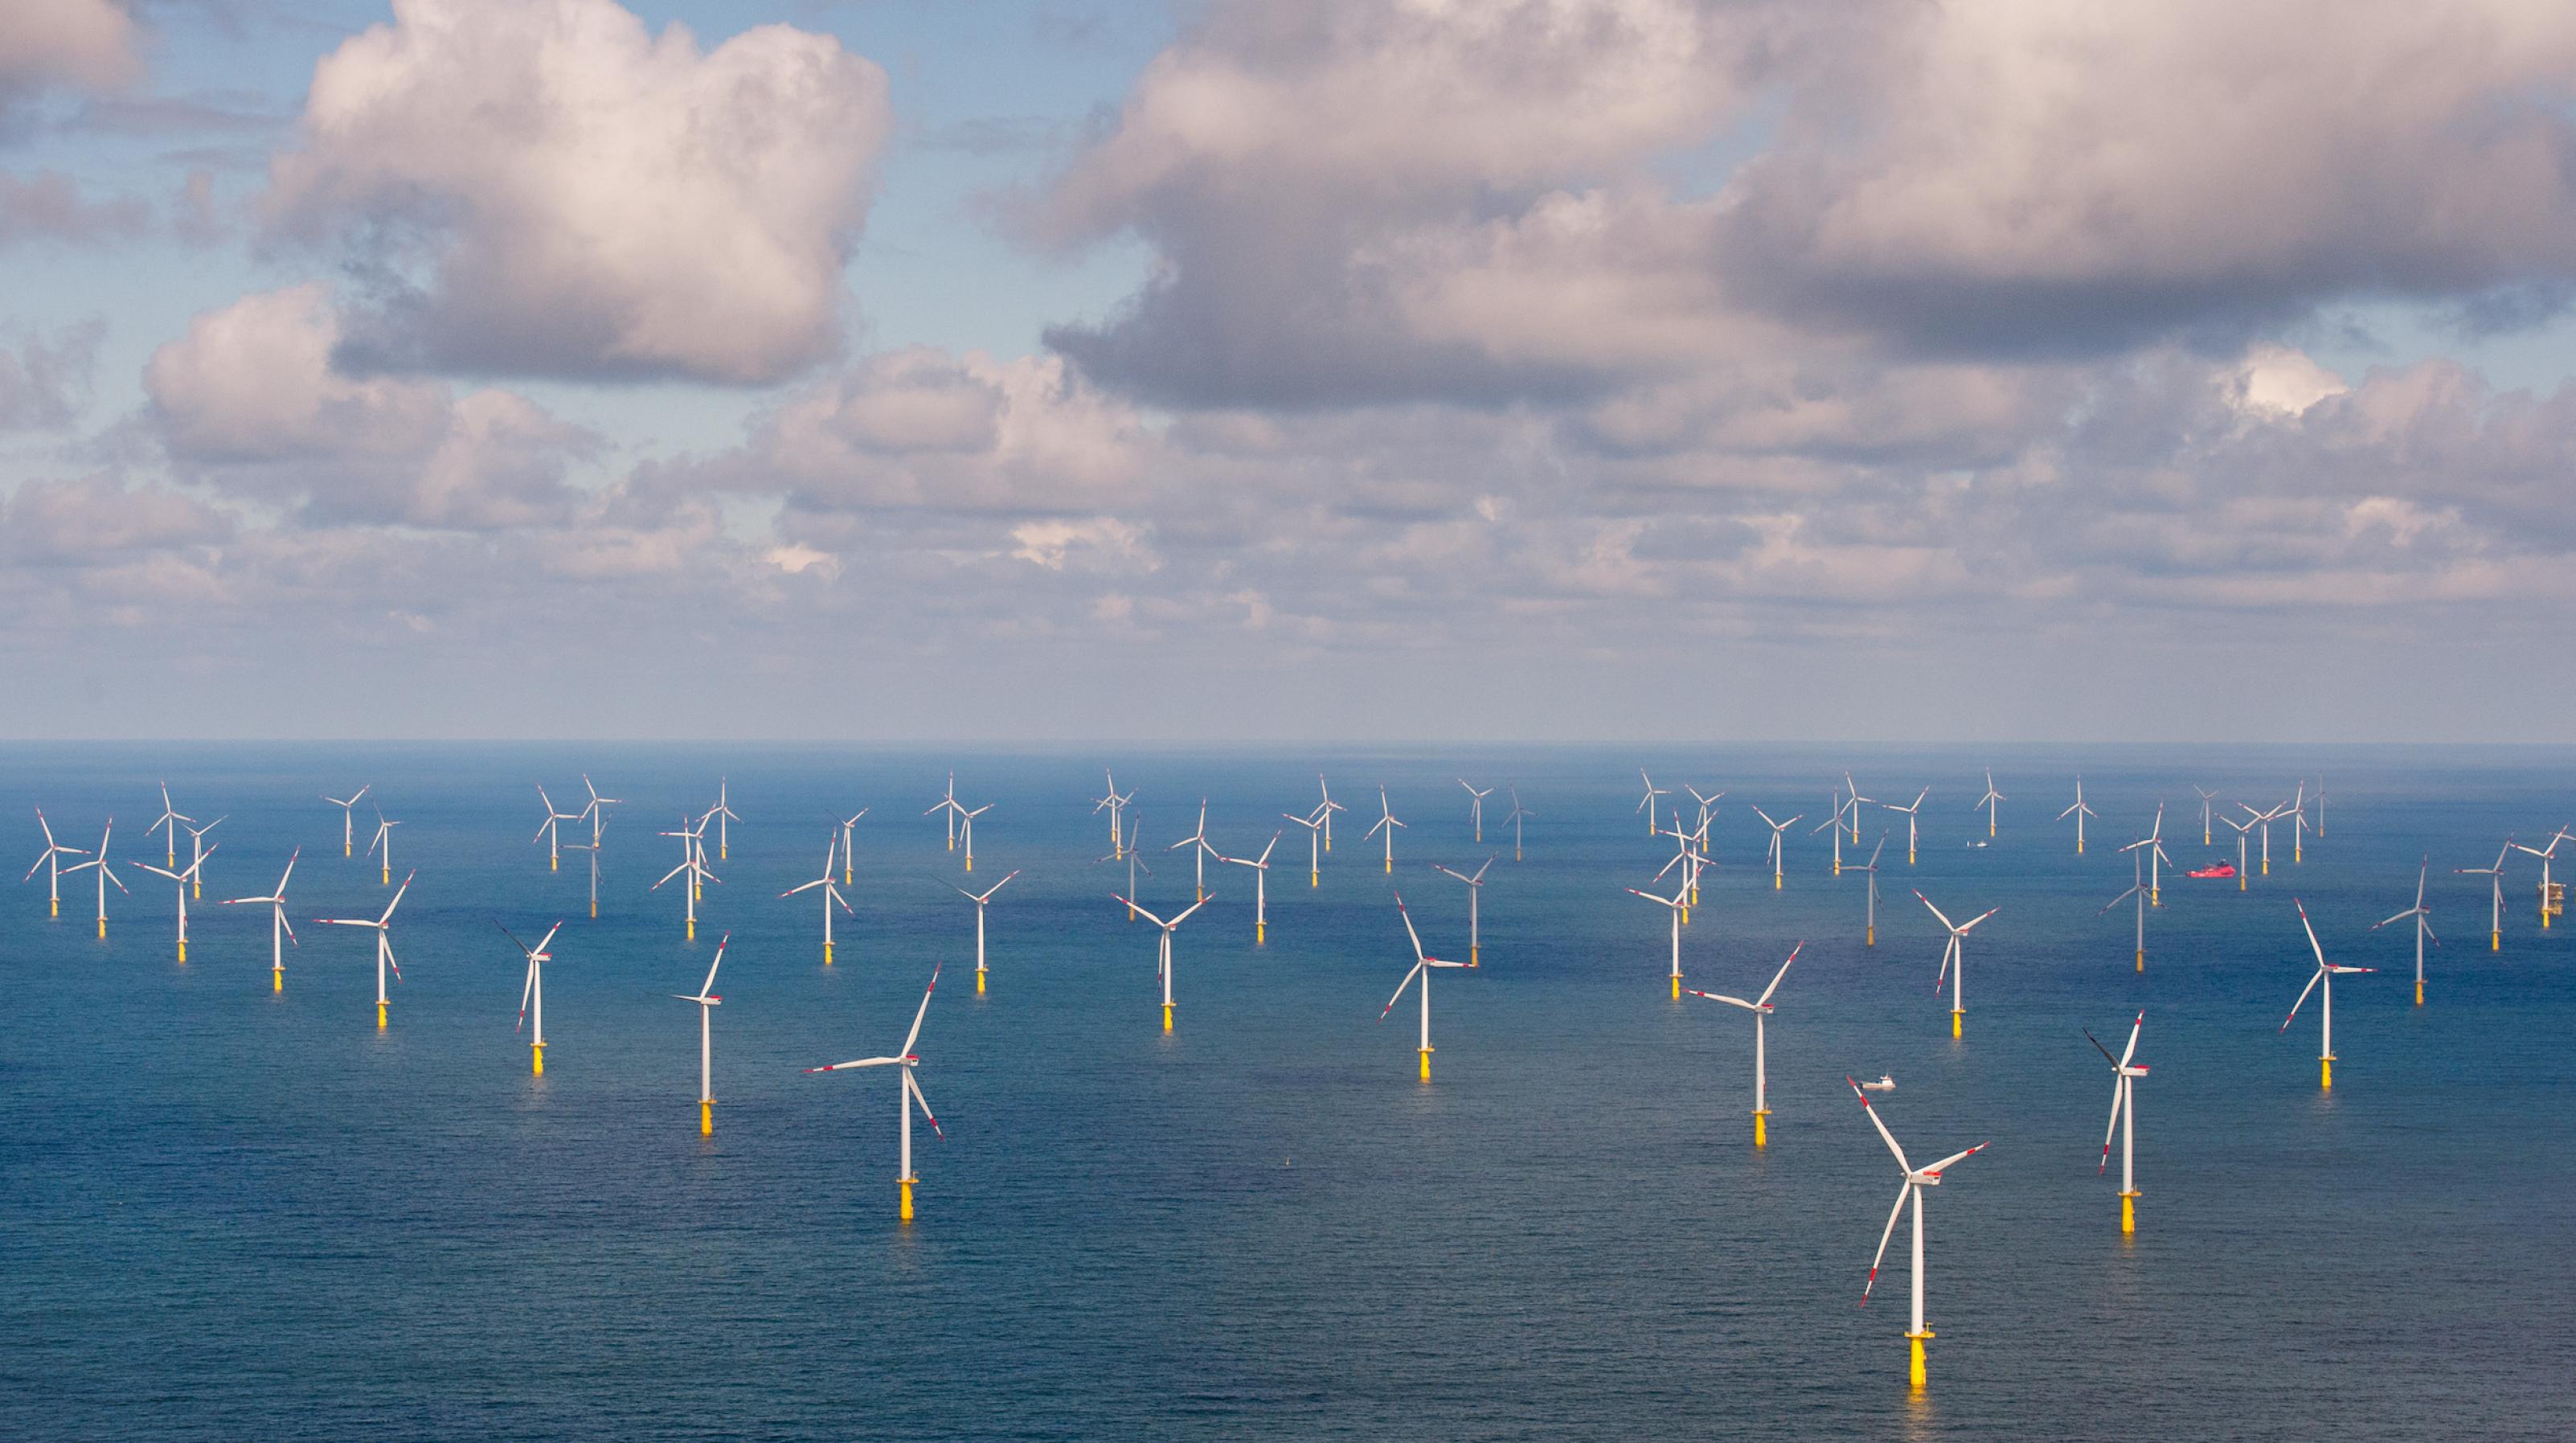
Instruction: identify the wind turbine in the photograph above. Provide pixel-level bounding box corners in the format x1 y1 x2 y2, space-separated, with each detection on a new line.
1459 779 1492 842
1366 787 1406 875
1169 799 1218 902
1916 891 1999 1038
1685 942 1800 1147
2510 827 2570 929
1284 808 1325 888
952 869 1020 993
1627 876 1689 998
838 807 868 883
709 777 738 861
324 786 369 858
674 932 728 1135
1843 772 1874 843
146 782 191 869
2221 813 2253 892
1814 796 1849 876
957 802 991 873
1684 785 1725 847
2191 787 2218 845
1112 892 1209 1032
498 920 566 1075
180 816 223 899
367 810 401 887
1857 832 1887 946
133 847 216 961
2282 899 2373 1090
2100 847 2149 972
317 869 412 1029
563 840 601 918
2371 856 2439 1005
2119 804 2172 907
1637 769 1670 837
221 847 299 991
25 807 85 917
1092 770 1132 859
1502 787 1534 863
2289 781 2309 865
61 818 122 937
653 814 717 941
1882 787 1930 866
1316 774 1345 854
1431 855 1494 964
1849 1076 1989 1391
1752 806 1802 889
1382 891 1476 1081
1972 772 2005 838
2242 801 2289 876
2058 777 2096 855
926 773 963 853
805 965 944 1223
780 832 854 964
1220 834 1280 944
1100 814 1150 917
2087 1011 2148 1234
2455 837 2511 952
579 773 620 850
534 785 579 872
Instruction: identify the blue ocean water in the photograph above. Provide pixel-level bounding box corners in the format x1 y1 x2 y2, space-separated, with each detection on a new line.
3 744 2570 1441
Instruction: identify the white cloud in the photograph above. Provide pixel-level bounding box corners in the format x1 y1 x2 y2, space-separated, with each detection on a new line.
0 1 141 98
2234 344 2349 420
264 0 892 383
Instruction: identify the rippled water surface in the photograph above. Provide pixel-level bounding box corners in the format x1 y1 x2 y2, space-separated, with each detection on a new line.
5 743 2570 1441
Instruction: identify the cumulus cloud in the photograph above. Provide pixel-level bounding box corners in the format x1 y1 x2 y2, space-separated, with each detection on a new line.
0 1 141 113
145 284 596 529
263 0 893 383
2 474 230 564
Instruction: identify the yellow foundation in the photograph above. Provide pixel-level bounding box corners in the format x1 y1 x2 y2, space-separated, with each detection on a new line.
2492 931 2500 952
1908 1331 1931 1389
1774 875 1781 891
2120 1191 2137 1234
344 842 351 857
2077 838 2085 854
899 1178 915 1223
1419 1047 1431 1082
273 967 283 992
532 1042 544 1076
2295 844 2302 864
1468 943 1476 965
376 1000 387 1029
193 879 201 900
1680 904 1689 926
2261 858 2269 875
1670 974 1681 999
177 941 186 963
2151 887 2160 908
1325 838 1331 853
2320 1056 2332 1089
589 900 597 919
1866 925 1875 947
686 918 696 941
2136 949 2144 973
2238 873 2246 892
1162 1003 1173 1032
382 866 391 886
976 970 986 994
1909 848 1916 866
1382 859 1390 875
720 846 727 862
51 898 58 916
700 1099 713 1136
2415 978 2424 1006
550 857 558 873
1309 871 1318 888
1834 860 1842 876
1258 922 1268 945
1951 1010 1962 1039
96 918 105 937
964 856 973 872
1753 1109 1768 1148
824 941 833 965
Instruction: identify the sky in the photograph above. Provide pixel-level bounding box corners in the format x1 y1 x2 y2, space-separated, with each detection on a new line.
3 0 2575 744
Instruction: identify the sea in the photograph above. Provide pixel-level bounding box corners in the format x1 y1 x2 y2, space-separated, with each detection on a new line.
3 743 2570 1441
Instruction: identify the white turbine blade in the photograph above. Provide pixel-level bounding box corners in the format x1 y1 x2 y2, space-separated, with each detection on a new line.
1380 961 1425 1019
2280 967 2324 1031
1863 1179 1911 1305
379 872 413 923
653 860 692 891
533 922 563 956
1849 1076 1911 1171
1915 892 1954 931
516 958 534 1032
899 964 940 1058
2099 886 2141 915
1113 895 1168 929
699 933 730 998
1922 1142 1988 1176
2099 1079 2122 1174
2118 1011 2144 1069
805 1056 902 1072
1689 991 1761 1011
783 877 829 898
1957 908 2000 933
906 1068 944 1141
2294 899 2328 969
1394 892 1430 965
1755 942 1802 1007
1167 896 1212 927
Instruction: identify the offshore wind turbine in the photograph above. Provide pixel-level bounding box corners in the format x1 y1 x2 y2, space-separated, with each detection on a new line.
1815 796 1849 876
2510 827 2570 929
653 814 717 941
1917 891 1999 1038
1459 779 1492 842
2119 804 2172 907
780 833 854 964
563 840 601 919
221 847 299 991
1092 770 1132 859
1502 787 1534 863
838 807 869 883
2087 1011 2149 1233
927 773 963 853
62 818 122 937
1684 785 1725 847
952 869 1021 993
579 773 620 850
324 786 369 857
2058 777 2096 855
1112 892 1209 1032
709 777 739 861
1849 1076 1989 1391
367 810 401 887
2289 781 2310 865
674 933 728 1135
25 807 85 917
1284 808 1325 888
2456 837 2512 952
1752 806 1802 890
1431 855 1494 964
181 816 223 899
146 782 191 869
1857 832 1887 946
1972 772 2005 838
1883 787 1930 865
1316 774 1346 854
1366 787 1406 875
805 965 944 1223
499 920 567 1075
133 847 216 961
1170 799 1218 902
2242 801 2289 876
1636 769 1671 836
957 802 991 873
1220 834 1280 945
1685 942 1800 1147
2221 812 2254 892
1627 876 1689 998
2371 856 2439 1005
1382 891 1475 1081
1843 772 1874 843
1100 814 1150 917
2101 847 2150 972
534 786 579 873
2192 787 2218 845
2282 899 2373 1090
317 869 412 1029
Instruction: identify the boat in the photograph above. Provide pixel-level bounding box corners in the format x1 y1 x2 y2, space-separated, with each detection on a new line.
2187 861 2236 879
